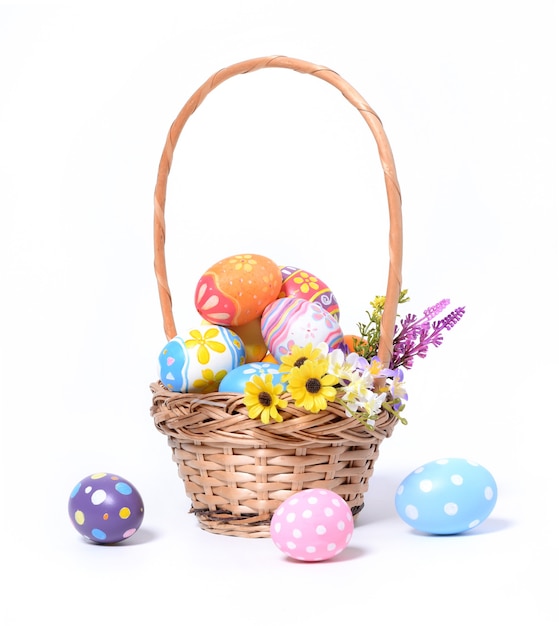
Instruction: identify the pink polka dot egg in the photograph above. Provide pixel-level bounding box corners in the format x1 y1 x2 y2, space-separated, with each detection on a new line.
270 489 354 561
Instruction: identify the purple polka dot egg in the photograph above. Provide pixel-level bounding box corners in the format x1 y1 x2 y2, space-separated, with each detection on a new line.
395 458 498 535
68 473 144 544
270 489 354 561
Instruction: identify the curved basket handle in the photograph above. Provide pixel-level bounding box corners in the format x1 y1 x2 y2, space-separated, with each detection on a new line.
153 55 403 368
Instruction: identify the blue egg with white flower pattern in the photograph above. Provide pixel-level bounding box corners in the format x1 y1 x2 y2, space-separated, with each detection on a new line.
218 361 287 393
395 458 498 535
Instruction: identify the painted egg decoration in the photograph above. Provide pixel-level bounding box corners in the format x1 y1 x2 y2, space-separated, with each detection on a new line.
342 334 367 354
158 323 245 393
261 352 279 364
229 318 268 363
261 297 343 363
194 253 282 327
218 361 286 393
279 265 340 320
270 489 354 562
68 473 144 544
395 458 498 535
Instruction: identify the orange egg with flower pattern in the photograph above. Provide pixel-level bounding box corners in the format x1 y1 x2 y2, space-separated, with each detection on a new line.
195 254 282 327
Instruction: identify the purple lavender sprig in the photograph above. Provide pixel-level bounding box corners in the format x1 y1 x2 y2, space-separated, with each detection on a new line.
391 302 465 370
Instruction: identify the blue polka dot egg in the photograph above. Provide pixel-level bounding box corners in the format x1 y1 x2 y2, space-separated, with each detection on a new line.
68 473 144 544
395 458 497 535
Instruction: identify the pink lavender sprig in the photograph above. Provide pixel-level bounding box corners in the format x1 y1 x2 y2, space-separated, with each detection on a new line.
423 299 451 321
391 301 465 370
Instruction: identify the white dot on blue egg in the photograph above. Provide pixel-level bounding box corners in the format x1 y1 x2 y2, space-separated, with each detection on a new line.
444 502 459 516
419 480 432 493
405 504 419 520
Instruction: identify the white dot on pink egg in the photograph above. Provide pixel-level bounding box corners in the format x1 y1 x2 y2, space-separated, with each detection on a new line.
270 489 354 562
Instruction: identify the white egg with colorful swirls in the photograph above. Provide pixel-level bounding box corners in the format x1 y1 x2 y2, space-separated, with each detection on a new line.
260 297 343 363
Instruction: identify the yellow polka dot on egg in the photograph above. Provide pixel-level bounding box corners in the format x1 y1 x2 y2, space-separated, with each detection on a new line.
74 510 85 525
119 507 131 519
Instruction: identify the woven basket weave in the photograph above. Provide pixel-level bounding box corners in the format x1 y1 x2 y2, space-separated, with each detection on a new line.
150 56 403 538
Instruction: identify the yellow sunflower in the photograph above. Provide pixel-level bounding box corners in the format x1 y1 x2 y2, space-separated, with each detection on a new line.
244 374 288 424
286 358 339 413
279 343 326 380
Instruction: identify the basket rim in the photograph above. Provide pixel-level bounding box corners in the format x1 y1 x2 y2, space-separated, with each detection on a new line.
150 380 400 446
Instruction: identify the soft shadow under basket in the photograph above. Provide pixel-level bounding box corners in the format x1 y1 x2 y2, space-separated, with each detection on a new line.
150 56 403 538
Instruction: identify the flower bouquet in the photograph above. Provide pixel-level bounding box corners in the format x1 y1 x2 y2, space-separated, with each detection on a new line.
243 291 465 432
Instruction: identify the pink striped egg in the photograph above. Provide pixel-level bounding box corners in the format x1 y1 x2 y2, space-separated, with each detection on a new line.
261 297 343 362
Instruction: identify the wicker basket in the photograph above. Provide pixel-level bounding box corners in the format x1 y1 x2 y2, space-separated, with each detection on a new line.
150 56 403 538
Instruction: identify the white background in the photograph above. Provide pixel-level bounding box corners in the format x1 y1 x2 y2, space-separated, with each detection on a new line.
1 1 557 624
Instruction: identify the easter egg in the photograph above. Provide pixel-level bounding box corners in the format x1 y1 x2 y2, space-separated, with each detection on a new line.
261 297 343 362
261 352 279 364
68 473 144 544
270 489 354 562
229 318 268 363
195 253 282 327
158 323 245 393
279 266 340 320
342 334 367 354
395 458 498 535
218 361 286 393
